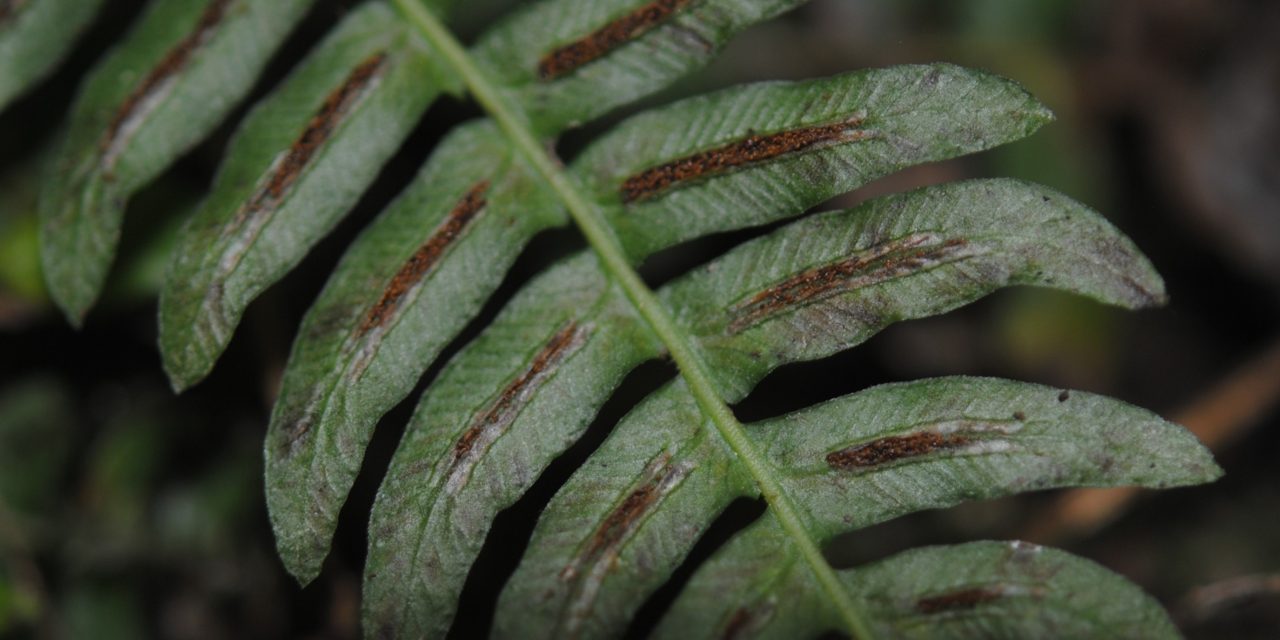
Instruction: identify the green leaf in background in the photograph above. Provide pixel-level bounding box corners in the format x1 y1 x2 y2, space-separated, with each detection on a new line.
62 585 146 640
0 378 73 518
0 195 45 307
0 0 104 110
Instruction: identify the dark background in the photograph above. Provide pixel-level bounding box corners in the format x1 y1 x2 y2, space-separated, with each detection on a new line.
2 0 1278 637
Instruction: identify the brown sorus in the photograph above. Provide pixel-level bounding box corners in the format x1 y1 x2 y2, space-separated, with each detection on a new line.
728 234 969 334
916 587 1003 614
101 0 235 171
826 432 971 470
719 608 754 640
589 483 659 558
248 52 389 214
538 0 694 81
357 179 489 337
561 453 688 581
621 118 869 202
446 321 585 480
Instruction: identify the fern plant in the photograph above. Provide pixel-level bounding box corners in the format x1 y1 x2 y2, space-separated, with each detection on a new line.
14 0 1222 636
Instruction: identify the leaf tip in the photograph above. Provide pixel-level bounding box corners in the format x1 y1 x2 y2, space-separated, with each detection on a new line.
65 314 87 331
158 329 211 393
44 274 93 330
163 364 198 395
39 218 98 329
1138 412 1224 488
952 63 1057 138
157 289 217 393
1121 255 1168 310
1031 98 1057 126
1204 458 1226 482
280 549 324 588
1180 430 1225 485
268 503 330 587
976 67 1056 140
1017 93 1056 139
265 447 338 588
38 167 122 330
1148 286 1171 308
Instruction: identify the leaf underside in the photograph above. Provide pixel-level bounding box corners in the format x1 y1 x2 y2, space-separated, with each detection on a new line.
27 0 1221 638
36 0 316 324
158 1 449 390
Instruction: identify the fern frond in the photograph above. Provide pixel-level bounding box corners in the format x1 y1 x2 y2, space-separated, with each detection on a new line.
26 0 1221 637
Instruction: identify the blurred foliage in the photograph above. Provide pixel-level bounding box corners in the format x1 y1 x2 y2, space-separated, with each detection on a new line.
0 378 272 638
0 165 47 306
0 378 72 516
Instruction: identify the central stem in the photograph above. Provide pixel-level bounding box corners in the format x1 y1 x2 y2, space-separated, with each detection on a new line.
391 2 875 637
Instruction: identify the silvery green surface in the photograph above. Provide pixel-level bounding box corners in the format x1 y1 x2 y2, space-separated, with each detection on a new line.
759 377 1217 537
263 121 565 584
38 0 314 324
496 379 740 639
479 181 1190 635
661 534 1181 639
473 0 808 134
269 38 1070 605
159 2 446 391
500 374 1214 637
662 179 1165 398
574 64 1054 260
363 253 661 638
